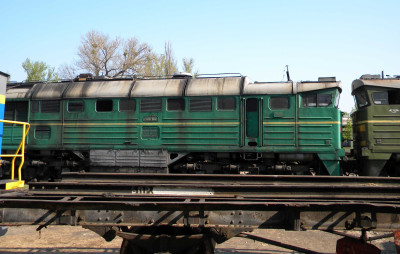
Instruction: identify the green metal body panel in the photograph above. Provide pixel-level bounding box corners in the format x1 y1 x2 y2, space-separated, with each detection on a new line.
353 87 400 175
264 95 296 148
2 87 344 175
62 99 139 149
3 99 30 150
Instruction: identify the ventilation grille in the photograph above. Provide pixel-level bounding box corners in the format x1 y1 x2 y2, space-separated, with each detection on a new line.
190 98 212 111
142 126 159 139
41 100 60 113
141 99 162 112
35 126 51 139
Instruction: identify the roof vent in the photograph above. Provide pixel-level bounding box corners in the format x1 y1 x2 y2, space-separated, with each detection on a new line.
173 72 192 78
360 74 380 80
318 77 336 82
74 73 94 81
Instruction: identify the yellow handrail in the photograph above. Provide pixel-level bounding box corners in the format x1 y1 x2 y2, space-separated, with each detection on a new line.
0 120 30 182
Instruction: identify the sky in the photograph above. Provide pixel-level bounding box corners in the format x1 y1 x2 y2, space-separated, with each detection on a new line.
1 0 399 113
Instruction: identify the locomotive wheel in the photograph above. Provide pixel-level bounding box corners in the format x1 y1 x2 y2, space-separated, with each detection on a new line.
183 237 216 254
120 237 216 254
120 239 151 254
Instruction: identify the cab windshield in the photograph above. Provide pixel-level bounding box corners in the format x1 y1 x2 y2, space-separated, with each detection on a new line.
355 90 369 108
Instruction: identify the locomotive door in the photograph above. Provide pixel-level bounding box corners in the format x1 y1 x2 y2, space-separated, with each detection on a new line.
244 98 262 147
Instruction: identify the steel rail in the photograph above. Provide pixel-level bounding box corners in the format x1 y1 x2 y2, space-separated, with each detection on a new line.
1 174 400 231
60 172 400 186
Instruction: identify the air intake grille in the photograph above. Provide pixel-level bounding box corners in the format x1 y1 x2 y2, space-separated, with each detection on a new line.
190 98 212 112
41 100 60 113
140 99 162 112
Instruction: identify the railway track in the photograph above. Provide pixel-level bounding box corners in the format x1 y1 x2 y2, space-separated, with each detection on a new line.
0 173 398 219
1 173 400 253
24 173 400 201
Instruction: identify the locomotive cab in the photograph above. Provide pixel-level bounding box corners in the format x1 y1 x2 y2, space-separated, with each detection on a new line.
352 74 400 176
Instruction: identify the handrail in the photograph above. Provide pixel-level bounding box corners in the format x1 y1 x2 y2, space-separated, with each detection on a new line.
0 120 30 182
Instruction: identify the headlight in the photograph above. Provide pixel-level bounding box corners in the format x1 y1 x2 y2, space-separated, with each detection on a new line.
357 124 366 133
360 140 367 147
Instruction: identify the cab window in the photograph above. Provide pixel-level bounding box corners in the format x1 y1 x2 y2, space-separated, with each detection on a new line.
372 92 388 105
302 94 332 107
355 90 369 108
317 94 332 107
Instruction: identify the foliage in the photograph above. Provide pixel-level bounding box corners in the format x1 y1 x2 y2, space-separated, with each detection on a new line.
76 30 152 77
59 30 198 79
182 58 194 73
22 58 59 82
342 112 353 140
162 41 178 76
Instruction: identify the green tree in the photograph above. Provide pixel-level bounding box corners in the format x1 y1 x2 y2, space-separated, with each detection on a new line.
142 41 178 78
182 57 199 76
342 112 353 141
22 58 59 82
163 41 178 76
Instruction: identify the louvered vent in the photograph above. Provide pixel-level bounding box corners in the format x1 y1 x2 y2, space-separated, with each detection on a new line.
35 126 51 139
140 99 162 112
68 101 84 112
190 98 212 112
41 100 60 113
142 126 159 139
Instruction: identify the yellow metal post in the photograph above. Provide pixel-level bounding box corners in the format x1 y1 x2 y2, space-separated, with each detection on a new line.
0 120 30 190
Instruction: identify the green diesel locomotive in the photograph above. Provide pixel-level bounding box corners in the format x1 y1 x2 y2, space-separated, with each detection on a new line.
1 74 344 179
352 74 400 176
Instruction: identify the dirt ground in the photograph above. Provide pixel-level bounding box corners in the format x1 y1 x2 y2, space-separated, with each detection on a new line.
0 226 397 254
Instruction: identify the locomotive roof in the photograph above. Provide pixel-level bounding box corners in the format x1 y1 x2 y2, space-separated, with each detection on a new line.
352 77 400 95
64 80 134 99
131 79 187 97
5 75 342 99
243 80 341 94
6 83 37 99
186 77 245 96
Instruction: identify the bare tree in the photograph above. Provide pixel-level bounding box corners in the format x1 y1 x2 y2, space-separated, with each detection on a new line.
163 41 178 76
59 31 197 79
58 63 78 79
115 38 152 77
75 30 152 78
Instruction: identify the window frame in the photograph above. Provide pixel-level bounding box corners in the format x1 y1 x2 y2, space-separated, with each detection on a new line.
317 94 332 107
119 99 136 112
68 100 85 113
167 98 185 111
354 90 369 109
302 93 333 108
189 97 213 112
96 99 114 112
372 91 389 105
217 97 236 111
269 96 289 110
